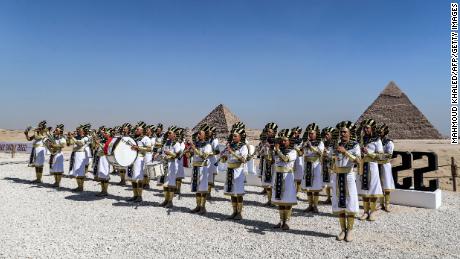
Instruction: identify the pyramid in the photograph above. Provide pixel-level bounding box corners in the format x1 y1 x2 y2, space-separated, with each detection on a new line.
193 104 241 139
356 81 443 139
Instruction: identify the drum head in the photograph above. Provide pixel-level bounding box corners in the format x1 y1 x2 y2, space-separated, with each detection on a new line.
113 137 138 167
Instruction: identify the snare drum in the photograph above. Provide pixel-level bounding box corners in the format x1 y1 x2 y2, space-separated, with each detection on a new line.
145 161 164 179
106 137 138 168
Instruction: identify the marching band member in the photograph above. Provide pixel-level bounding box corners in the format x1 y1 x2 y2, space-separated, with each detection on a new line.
272 129 297 231
49 124 66 188
301 123 324 213
153 123 164 154
91 126 106 181
206 126 219 200
127 122 152 202
189 127 212 214
24 120 48 183
94 128 112 196
258 122 278 206
175 128 186 196
142 124 156 189
83 123 92 177
158 126 182 208
117 123 132 186
68 124 90 192
377 123 395 212
291 127 304 196
357 119 384 221
321 127 335 204
331 121 361 242
222 127 248 220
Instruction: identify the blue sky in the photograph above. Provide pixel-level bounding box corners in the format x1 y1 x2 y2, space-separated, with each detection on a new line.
0 0 449 135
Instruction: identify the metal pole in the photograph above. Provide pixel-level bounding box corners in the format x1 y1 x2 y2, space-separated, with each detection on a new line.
452 157 457 192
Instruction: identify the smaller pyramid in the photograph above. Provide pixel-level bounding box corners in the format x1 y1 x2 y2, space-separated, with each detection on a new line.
357 81 442 139
193 104 241 139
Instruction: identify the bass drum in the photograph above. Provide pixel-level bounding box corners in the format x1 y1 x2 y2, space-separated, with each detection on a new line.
106 137 138 167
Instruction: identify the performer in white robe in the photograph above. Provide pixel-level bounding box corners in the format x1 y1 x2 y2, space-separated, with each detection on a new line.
116 123 132 186
321 127 335 204
158 126 182 208
271 129 297 231
175 128 186 195
257 122 278 206
189 127 212 214
206 126 219 199
95 129 111 196
142 125 155 189
291 127 304 196
331 121 361 242
67 124 90 192
127 122 152 202
222 126 248 220
82 123 92 176
24 120 48 183
301 123 324 213
357 119 384 221
377 123 395 212
48 124 66 188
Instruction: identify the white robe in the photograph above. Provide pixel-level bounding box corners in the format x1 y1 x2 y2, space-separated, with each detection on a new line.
69 136 89 177
161 141 181 188
129 136 151 181
271 149 297 205
224 144 248 196
50 137 66 173
357 138 384 198
191 143 212 193
301 141 325 192
331 141 361 215
380 139 395 191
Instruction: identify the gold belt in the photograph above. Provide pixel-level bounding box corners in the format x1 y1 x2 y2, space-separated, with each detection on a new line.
304 156 320 163
33 144 43 148
192 161 207 167
363 156 378 163
275 166 293 173
334 166 353 174
227 162 242 169
377 159 390 164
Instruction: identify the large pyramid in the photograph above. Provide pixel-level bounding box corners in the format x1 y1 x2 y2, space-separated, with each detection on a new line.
193 104 241 139
356 81 442 139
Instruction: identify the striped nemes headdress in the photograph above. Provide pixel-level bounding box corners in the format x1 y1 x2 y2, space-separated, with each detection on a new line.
260 122 278 141
198 124 210 132
122 123 132 130
135 121 147 129
156 123 164 130
231 122 245 130
291 126 302 135
333 121 357 142
82 123 91 133
38 120 47 129
377 123 390 136
55 124 65 132
277 128 295 149
147 124 156 132
230 126 246 143
360 118 377 131
321 127 335 139
302 123 321 141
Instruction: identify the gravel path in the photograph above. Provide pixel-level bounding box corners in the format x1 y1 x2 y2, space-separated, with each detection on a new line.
0 155 459 258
